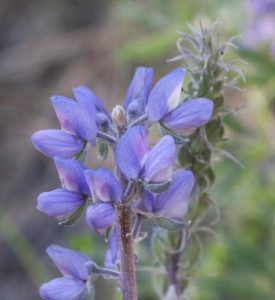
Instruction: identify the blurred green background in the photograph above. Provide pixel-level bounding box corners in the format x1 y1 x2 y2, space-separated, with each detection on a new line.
0 0 274 299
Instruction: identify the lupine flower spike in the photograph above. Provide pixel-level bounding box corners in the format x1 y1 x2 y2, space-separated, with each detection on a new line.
32 58 216 299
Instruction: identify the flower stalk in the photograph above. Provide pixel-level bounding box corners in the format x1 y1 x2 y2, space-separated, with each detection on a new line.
116 205 137 300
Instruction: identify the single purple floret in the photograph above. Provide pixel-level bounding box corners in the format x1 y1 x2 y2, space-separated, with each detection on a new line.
31 129 84 158
115 126 176 184
37 158 89 221
124 66 154 121
73 85 112 132
146 68 214 134
39 245 91 300
85 168 122 203
141 169 195 220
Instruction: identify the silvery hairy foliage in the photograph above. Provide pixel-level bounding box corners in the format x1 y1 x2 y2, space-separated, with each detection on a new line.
155 23 244 299
31 23 242 300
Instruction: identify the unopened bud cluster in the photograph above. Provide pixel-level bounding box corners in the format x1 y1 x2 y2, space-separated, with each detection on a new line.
152 24 243 298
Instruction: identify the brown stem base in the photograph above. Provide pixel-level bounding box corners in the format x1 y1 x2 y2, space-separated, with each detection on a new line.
116 206 137 300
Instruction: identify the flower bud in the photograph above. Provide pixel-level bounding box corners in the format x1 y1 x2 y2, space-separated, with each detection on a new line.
178 145 194 167
205 116 224 142
111 105 128 129
191 132 208 154
213 96 224 113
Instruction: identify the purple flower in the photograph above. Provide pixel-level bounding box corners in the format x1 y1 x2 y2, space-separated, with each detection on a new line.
146 68 185 120
146 68 214 135
37 188 84 220
141 170 195 220
51 95 97 142
115 126 176 183
84 168 121 233
31 88 98 159
162 99 215 135
37 158 89 220
54 157 89 195
39 245 91 300
104 227 119 269
85 168 122 203
73 85 112 132
85 202 116 234
124 66 153 120
31 130 84 158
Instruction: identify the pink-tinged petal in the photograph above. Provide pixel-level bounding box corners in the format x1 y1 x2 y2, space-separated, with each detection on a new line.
115 126 148 179
85 203 115 234
85 168 122 203
153 170 195 219
146 68 185 121
124 67 153 119
46 245 90 280
54 158 89 195
37 188 84 218
31 129 83 158
143 135 176 183
51 96 97 142
163 98 214 135
40 277 86 300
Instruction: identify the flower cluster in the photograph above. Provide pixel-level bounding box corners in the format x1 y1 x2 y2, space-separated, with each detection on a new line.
32 66 213 299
